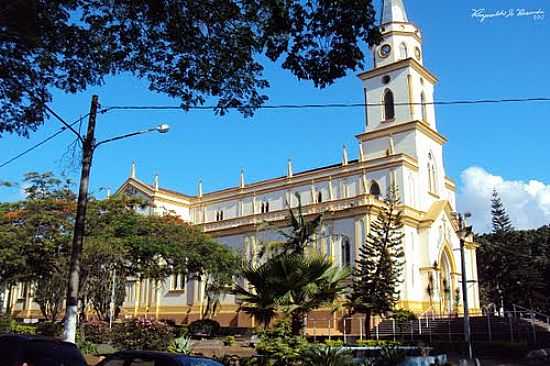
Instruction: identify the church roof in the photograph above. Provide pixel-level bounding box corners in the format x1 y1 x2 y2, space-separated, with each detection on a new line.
381 0 408 24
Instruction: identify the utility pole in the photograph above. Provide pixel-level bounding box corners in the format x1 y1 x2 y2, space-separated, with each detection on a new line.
458 213 474 360
63 95 99 343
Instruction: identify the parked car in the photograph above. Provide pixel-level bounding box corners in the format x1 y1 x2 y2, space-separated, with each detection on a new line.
0 334 87 366
96 351 223 366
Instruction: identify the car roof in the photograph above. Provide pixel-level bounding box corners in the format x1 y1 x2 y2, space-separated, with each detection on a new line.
0 334 77 345
109 351 221 362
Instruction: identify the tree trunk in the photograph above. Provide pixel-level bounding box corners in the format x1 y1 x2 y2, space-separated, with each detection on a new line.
291 311 307 336
364 310 372 339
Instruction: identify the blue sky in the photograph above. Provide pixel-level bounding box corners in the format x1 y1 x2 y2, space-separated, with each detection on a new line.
1 1 549 231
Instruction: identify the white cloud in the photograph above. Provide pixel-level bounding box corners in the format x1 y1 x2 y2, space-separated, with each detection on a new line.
457 166 550 233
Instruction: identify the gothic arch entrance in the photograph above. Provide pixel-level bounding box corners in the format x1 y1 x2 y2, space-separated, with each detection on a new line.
438 244 456 315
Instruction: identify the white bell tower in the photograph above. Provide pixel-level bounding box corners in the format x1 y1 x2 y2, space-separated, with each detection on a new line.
356 0 453 212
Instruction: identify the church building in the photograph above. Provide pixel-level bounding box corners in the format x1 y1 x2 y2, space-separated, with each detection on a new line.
4 0 480 333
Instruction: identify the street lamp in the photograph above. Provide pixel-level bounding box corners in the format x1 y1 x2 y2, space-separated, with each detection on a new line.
457 212 474 361
62 95 171 343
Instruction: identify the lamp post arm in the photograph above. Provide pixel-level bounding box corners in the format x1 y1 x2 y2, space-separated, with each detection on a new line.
94 128 158 149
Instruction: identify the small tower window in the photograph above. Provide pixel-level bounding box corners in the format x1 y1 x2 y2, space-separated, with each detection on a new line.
369 180 381 197
383 89 395 121
399 43 408 59
427 152 438 195
421 92 428 123
317 191 323 203
265 201 269 213
260 202 265 214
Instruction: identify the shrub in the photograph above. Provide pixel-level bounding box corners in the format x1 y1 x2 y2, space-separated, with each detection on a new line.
36 321 63 337
363 344 407 366
112 319 175 351
224 335 236 346
0 313 12 334
81 321 112 344
256 320 309 366
188 319 220 337
168 335 192 354
355 339 400 347
77 339 98 355
302 345 353 366
391 309 417 322
324 339 344 348
11 322 37 335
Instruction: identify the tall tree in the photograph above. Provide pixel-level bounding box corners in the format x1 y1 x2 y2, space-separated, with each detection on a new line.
478 190 544 311
234 254 349 335
348 186 405 335
1 0 381 137
234 195 349 334
490 189 513 234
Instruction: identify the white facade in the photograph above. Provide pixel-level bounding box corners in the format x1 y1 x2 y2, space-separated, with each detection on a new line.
3 0 480 326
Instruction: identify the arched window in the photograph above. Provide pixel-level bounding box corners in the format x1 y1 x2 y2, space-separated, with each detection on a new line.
427 152 438 194
369 180 381 197
383 89 395 121
399 43 408 59
317 191 323 203
265 201 270 213
341 238 352 267
421 91 428 123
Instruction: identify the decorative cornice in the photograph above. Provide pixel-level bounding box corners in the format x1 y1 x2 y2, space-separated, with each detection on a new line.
356 120 447 146
358 58 437 84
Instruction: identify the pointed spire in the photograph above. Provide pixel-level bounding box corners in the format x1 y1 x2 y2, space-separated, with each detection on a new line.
240 168 245 189
287 159 293 178
130 161 136 179
359 142 365 162
153 174 159 191
381 0 408 24
198 180 203 198
342 145 349 166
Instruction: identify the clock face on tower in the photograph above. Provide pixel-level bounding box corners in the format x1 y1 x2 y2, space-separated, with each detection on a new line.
379 44 392 58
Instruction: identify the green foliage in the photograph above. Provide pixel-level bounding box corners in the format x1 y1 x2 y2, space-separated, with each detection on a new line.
224 335 236 346
324 339 344 347
111 319 175 351
235 254 350 335
362 344 407 366
81 321 112 344
235 196 349 335
0 313 12 334
36 321 63 337
349 186 405 333
256 320 309 366
302 345 353 366
355 339 400 347
188 319 220 337
10 322 37 335
77 339 98 355
391 309 417 323
168 335 192 354
1 171 239 324
477 190 547 311
1 0 380 138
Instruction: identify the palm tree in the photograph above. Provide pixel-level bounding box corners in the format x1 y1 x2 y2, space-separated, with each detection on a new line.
234 254 350 335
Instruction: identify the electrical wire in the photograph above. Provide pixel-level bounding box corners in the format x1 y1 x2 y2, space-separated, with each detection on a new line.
105 97 550 111
0 112 90 169
1 97 550 170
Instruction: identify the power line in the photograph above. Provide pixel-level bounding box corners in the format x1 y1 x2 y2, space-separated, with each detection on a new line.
0 113 90 169
1 96 549 170
105 97 550 111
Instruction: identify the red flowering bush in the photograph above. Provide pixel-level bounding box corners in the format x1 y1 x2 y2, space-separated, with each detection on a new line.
112 319 175 351
81 321 112 344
